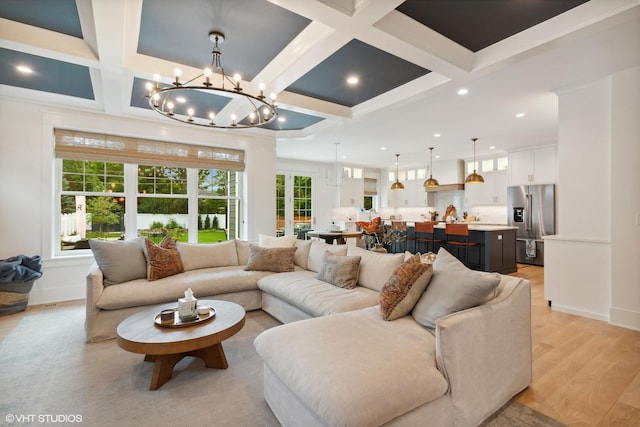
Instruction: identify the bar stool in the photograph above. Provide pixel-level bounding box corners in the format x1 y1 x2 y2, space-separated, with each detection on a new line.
414 221 443 253
445 223 479 266
391 221 408 253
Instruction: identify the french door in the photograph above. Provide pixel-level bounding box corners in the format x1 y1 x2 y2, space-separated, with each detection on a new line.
276 174 313 236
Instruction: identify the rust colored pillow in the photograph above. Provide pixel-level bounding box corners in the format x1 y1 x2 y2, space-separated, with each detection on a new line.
143 236 184 281
379 260 432 321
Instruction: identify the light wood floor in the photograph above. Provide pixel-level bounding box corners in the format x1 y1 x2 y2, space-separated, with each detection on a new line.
2 266 639 426
511 266 640 426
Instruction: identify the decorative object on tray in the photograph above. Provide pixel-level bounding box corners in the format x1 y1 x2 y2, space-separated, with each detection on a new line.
178 288 198 321
155 306 216 328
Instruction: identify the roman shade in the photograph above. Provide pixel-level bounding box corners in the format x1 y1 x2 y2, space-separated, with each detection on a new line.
364 178 377 195
54 129 245 171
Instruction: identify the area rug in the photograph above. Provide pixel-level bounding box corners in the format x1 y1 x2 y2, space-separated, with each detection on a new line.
0 305 564 426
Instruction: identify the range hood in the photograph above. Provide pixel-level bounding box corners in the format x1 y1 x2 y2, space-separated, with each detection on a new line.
425 183 464 192
425 159 465 192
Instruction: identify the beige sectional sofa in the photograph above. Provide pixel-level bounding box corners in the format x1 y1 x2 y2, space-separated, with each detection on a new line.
85 237 532 426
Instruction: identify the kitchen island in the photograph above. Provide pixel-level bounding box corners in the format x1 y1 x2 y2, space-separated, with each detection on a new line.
407 223 518 274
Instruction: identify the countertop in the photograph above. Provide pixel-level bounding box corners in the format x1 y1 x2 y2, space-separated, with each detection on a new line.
433 224 518 231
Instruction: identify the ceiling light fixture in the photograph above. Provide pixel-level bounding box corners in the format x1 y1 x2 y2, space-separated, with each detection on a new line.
457 88 469 95
346 76 359 85
390 154 405 191
465 137 484 184
16 65 33 74
423 147 439 189
145 31 277 129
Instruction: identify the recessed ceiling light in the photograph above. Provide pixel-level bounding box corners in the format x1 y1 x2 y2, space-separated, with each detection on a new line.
342 155 347 159
278 117 286 123
176 96 186 103
435 155 441 159
457 88 468 95
434 133 441 138
346 75 359 85
515 112 525 118
489 146 496 150
380 146 387 150
16 65 33 74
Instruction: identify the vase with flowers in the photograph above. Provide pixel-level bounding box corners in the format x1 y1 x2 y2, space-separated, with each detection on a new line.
356 217 402 253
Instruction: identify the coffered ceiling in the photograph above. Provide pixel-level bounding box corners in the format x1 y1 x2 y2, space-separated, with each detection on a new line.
1 0 639 169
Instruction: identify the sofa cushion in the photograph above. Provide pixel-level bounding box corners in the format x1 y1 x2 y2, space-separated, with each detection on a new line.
97 265 272 310
379 259 433 321
235 239 250 265
257 271 379 317
253 306 448 427
316 251 361 289
259 234 297 248
177 240 239 271
143 237 184 281
293 239 312 270
346 246 404 292
307 241 348 273
245 245 297 273
412 248 501 332
89 237 147 286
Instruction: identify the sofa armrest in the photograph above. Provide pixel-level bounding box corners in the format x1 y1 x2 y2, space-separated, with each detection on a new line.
85 263 105 341
435 277 532 426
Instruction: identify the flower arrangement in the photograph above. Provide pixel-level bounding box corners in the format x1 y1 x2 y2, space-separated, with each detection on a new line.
356 217 403 251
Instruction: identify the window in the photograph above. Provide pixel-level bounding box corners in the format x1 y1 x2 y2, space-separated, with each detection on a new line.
55 129 243 252
275 173 313 236
60 160 126 250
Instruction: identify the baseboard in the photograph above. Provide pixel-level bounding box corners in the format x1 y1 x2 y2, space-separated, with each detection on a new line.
550 303 609 323
609 306 640 332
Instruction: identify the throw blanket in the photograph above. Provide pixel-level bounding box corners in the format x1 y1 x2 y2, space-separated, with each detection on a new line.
0 255 43 283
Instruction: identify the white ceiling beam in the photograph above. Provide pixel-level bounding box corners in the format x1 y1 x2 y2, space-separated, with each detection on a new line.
0 18 97 66
90 0 130 115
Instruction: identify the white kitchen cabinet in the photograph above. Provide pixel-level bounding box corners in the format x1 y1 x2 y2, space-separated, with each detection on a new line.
339 178 364 207
465 170 508 206
389 179 430 207
508 147 556 186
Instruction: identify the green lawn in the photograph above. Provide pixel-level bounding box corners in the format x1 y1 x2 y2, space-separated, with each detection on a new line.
84 229 228 243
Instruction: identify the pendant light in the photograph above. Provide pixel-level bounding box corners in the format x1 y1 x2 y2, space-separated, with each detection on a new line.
423 147 439 189
390 154 405 190
465 137 484 184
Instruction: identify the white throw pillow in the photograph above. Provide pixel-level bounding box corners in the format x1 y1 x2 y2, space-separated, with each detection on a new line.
89 237 147 286
411 248 500 332
346 246 404 292
177 240 239 271
307 240 348 273
258 234 297 248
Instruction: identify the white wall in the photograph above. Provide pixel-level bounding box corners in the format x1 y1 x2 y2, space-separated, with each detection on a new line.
545 67 640 331
610 66 640 329
0 99 275 306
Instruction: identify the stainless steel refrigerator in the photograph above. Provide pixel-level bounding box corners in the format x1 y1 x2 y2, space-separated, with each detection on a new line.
507 184 555 266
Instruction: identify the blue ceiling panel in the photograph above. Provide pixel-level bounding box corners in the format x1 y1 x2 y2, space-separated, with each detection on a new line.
0 0 83 38
396 0 590 52
252 109 325 131
137 0 310 81
130 76 232 117
286 39 431 107
0 48 94 99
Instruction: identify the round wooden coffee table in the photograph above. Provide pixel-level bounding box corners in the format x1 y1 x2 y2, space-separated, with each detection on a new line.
116 299 245 390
